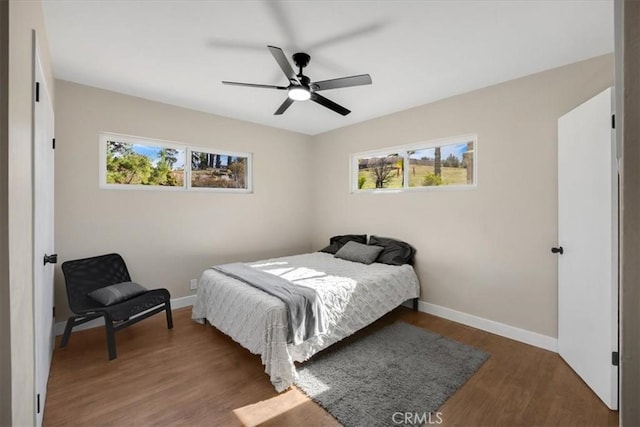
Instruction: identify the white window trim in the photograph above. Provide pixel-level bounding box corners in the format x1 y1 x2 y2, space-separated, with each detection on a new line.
99 132 253 193
350 134 478 194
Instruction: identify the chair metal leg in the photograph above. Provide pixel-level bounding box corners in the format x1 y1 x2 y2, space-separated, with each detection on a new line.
165 300 173 330
412 298 419 311
60 317 76 348
104 316 117 360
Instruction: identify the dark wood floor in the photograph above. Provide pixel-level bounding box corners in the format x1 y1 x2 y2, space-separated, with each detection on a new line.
44 307 618 426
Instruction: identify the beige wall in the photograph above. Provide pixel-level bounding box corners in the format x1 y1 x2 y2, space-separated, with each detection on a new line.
7 0 55 424
310 54 613 338
54 80 313 321
55 55 613 341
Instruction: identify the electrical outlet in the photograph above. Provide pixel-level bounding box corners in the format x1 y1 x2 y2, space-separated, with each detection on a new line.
190 278 198 290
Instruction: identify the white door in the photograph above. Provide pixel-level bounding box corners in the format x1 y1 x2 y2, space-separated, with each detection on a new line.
33 37 55 426
557 87 618 410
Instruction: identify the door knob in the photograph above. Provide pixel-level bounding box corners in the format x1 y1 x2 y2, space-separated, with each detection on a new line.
44 253 58 265
551 247 564 255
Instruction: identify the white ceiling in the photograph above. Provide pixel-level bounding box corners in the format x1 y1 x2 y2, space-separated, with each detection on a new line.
42 0 613 136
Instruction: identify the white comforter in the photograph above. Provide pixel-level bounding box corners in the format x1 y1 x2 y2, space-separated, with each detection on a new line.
191 252 420 392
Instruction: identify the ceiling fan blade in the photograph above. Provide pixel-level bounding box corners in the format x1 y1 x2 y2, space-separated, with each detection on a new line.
312 74 372 91
265 2 297 47
267 45 299 84
311 93 351 116
274 97 294 115
222 81 287 90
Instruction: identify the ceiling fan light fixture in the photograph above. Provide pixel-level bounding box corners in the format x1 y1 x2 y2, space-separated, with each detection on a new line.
288 87 311 101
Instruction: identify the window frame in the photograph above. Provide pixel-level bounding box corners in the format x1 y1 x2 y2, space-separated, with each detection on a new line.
99 132 253 193
350 134 478 194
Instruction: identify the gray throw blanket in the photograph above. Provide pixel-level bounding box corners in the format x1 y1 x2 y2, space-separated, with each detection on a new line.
212 263 327 345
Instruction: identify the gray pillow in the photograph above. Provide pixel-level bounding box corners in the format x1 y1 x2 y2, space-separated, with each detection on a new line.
334 241 384 265
88 281 148 306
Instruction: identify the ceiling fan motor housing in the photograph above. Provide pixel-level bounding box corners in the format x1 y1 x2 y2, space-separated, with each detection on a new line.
298 75 311 87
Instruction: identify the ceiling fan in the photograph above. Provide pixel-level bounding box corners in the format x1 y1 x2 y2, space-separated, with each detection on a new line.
222 46 372 116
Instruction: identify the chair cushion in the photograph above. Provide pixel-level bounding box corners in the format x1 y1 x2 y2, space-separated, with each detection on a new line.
334 241 384 265
87 281 148 306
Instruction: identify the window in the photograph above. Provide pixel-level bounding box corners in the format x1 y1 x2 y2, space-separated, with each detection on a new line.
357 154 404 190
190 149 249 190
103 137 186 188
99 133 252 192
352 135 476 192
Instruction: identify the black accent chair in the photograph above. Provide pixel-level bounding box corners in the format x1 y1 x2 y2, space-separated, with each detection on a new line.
60 253 173 360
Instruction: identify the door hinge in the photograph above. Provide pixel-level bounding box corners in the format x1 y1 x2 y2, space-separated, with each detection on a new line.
35 82 40 102
36 393 40 414
612 351 619 366
53 306 55 318
612 114 615 129
52 138 55 150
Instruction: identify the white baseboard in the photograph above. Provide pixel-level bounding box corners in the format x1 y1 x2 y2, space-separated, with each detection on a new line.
54 294 197 336
412 300 558 353
168 294 198 310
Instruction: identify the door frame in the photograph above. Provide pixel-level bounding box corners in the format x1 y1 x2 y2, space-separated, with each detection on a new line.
618 0 640 424
0 0 10 424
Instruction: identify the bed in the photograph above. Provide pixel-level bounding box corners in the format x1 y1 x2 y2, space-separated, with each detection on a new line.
191 242 420 392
